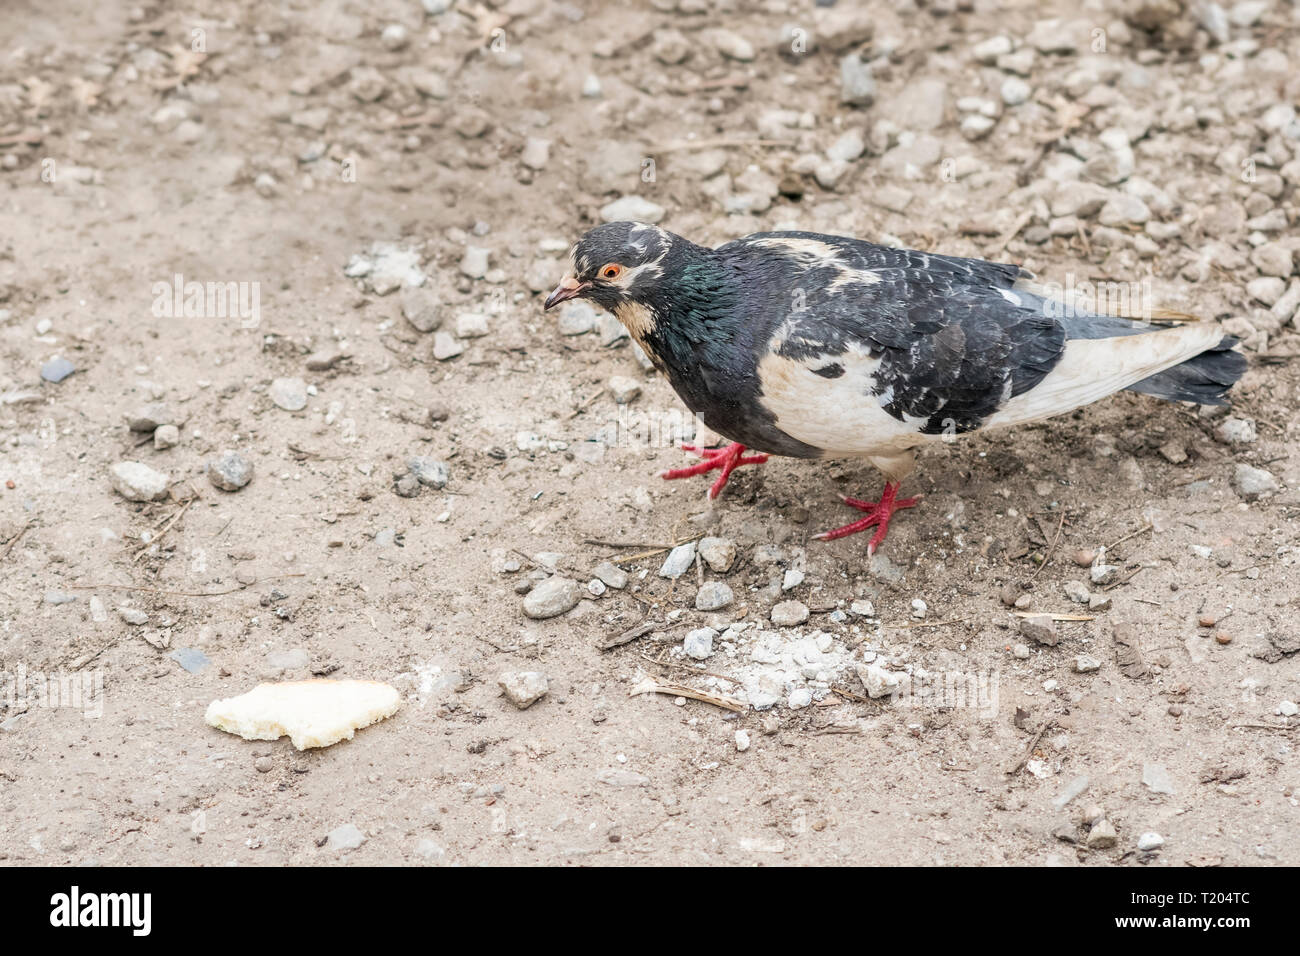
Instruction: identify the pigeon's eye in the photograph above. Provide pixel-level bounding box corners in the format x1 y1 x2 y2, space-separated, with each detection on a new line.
600 263 623 280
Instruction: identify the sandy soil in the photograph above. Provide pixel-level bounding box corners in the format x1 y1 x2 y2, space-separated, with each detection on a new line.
1 0 1298 866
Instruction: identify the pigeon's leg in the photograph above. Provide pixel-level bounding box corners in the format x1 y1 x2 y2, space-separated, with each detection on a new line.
659 442 769 500
813 482 921 555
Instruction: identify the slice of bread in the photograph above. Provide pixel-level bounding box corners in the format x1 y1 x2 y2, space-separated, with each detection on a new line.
205 679 401 750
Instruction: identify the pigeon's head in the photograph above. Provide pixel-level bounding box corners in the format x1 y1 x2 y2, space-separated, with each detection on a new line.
543 221 673 314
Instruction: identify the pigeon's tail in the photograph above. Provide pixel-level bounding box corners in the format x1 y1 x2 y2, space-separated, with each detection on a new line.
1125 335 1247 406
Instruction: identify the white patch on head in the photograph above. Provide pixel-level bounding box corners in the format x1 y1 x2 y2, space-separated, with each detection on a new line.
756 341 932 459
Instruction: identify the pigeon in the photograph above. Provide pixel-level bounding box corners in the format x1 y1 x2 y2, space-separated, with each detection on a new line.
544 221 1246 554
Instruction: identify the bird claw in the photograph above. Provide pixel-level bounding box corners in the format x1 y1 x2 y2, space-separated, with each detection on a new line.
660 442 768 499
814 483 921 554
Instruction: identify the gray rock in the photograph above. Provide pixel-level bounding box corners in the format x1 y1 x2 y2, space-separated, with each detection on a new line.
1052 774 1090 810
408 457 449 489
711 28 755 62
269 377 308 411
1086 818 1118 849
44 590 77 605
658 542 697 579
498 670 549 708
170 647 211 673
394 474 421 498
126 402 173 432
1098 193 1150 226
608 375 641 404
1064 580 1091 603
460 246 490 279
826 128 866 163
40 357 76 383
557 301 598 335
599 196 665 223
1073 654 1102 673
683 627 716 659
698 537 736 573
695 582 734 611
1251 243 1293 278
414 838 446 862
110 461 170 502
1019 615 1058 646
520 137 551 171
593 561 628 590
839 54 875 106
1000 76 1031 106
266 648 309 670
153 424 180 449
326 823 365 851
1215 417 1256 445
1141 762 1175 795
1137 831 1164 851
118 607 149 626
522 576 580 618
596 768 649 787
771 600 809 627
432 331 463 360
400 286 441 332
208 451 253 491
972 35 1014 63
1233 463 1279 500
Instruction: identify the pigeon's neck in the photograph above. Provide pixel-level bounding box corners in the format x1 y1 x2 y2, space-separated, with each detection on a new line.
633 243 742 372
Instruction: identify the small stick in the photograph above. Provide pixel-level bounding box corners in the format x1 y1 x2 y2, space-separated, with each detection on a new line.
133 498 193 563
565 388 604 420
612 533 704 566
0 521 32 562
1106 522 1153 550
66 572 306 598
657 137 794 153
1103 565 1146 591
1027 510 1066 583
1006 719 1055 775
629 676 744 712
989 209 1033 256
1012 611 1096 621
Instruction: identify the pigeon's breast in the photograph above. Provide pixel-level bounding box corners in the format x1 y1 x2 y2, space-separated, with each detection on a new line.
755 342 934 457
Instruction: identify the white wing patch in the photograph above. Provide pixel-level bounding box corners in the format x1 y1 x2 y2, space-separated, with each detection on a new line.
756 342 931 458
984 323 1224 429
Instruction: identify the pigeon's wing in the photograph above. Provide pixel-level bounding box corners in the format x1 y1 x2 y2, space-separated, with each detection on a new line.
723 232 1226 457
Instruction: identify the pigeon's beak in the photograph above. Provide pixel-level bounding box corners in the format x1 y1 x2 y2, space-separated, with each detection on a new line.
544 274 589 311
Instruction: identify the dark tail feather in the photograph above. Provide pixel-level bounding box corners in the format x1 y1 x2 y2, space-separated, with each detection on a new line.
1125 336 1247 406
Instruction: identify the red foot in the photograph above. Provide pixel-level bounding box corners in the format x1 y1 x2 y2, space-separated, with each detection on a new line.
813 481 921 556
659 442 769 500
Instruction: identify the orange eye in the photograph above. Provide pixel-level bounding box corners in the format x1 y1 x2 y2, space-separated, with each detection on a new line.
600 263 623 280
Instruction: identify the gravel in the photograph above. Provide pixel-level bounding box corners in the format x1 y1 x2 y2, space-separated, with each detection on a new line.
1233 463 1279 500
208 451 254 491
599 196 665 223
326 823 366 851
698 537 736 572
408 457 449 489
109 461 170 502
498 671 549 708
695 582 734 611
522 576 581 619
40 357 75 383
269 377 308 411
683 627 716 659
658 542 696 579
770 600 809 627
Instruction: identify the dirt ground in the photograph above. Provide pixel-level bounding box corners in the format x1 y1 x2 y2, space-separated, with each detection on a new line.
1 0 1298 867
